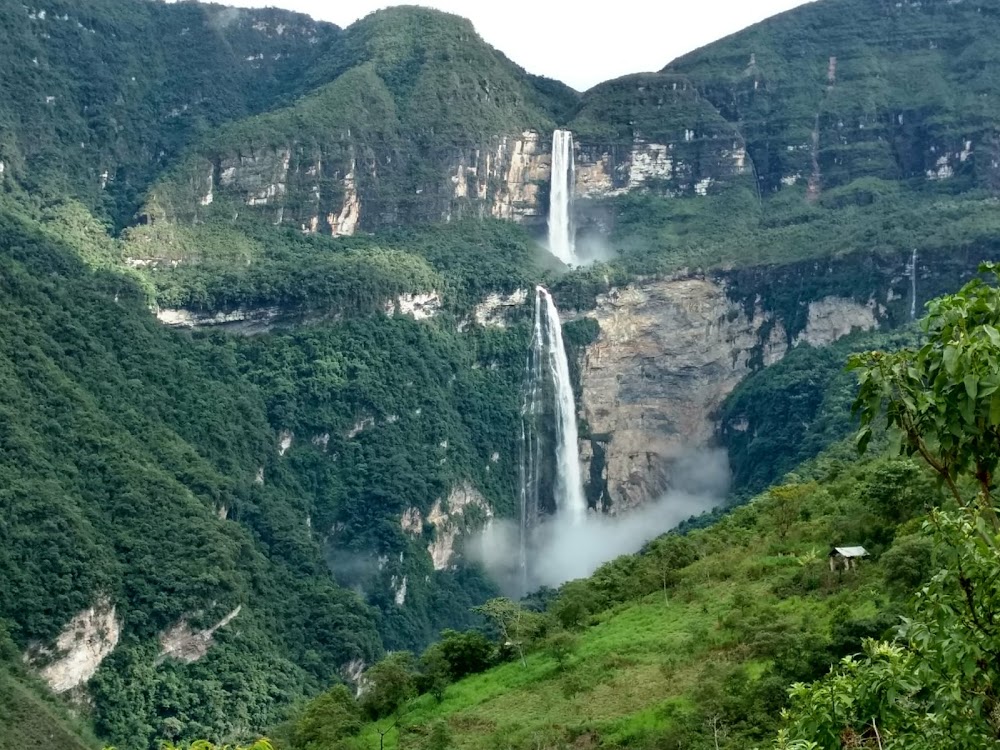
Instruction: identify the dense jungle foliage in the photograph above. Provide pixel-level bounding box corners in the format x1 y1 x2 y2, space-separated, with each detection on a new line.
0 198 541 748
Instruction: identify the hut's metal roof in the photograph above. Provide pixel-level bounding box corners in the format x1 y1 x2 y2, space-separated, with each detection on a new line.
834 546 869 558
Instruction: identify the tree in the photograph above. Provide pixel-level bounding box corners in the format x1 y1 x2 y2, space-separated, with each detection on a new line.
292 685 363 750
473 598 529 667
850 263 1000 528
359 652 418 750
418 643 452 702
544 630 578 670
360 652 418 720
436 629 495 679
857 459 933 523
766 484 812 540
642 535 699 603
880 534 934 592
776 265 1000 748
552 581 600 629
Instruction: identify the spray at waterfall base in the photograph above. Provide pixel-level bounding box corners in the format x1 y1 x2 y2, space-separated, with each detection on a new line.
471 449 729 597
470 287 729 597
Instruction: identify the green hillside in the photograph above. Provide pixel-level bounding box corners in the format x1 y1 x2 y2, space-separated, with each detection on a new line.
288 448 939 750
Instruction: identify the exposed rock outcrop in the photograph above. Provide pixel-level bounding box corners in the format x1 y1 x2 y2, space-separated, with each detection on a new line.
472 288 528 328
391 575 408 606
579 279 878 511
156 306 285 333
574 133 749 200
383 292 442 320
156 290 441 333
794 296 879 346
156 606 242 665
342 658 367 697
401 507 423 535
426 482 492 570
488 131 550 221
34 597 120 694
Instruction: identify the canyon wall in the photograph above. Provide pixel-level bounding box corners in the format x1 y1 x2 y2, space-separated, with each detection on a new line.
575 249 993 510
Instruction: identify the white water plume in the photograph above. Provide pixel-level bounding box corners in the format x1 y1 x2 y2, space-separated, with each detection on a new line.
538 287 586 524
473 449 729 595
547 129 576 265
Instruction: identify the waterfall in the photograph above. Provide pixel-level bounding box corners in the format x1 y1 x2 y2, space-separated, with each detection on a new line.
520 289 586 518
538 288 587 524
548 130 576 265
910 248 918 320
517 292 545 590
517 287 587 592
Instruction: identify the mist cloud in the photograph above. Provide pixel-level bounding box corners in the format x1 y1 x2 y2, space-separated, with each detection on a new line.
471 449 729 596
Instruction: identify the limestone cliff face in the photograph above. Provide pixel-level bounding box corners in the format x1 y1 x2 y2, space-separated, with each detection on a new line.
157 123 757 240
575 137 749 199
578 278 879 511
159 131 552 236
402 481 492 571
155 291 441 333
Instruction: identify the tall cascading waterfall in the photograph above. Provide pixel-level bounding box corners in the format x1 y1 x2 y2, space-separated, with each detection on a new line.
547 129 576 265
538 287 587 525
518 288 587 582
517 287 587 591
910 248 919 320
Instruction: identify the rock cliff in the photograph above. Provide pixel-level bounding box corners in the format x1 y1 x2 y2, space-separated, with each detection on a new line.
155 121 756 240
579 277 795 511
576 248 993 510
402 481 493 571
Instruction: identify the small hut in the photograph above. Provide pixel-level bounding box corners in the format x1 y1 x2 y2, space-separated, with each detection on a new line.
829 546 868 572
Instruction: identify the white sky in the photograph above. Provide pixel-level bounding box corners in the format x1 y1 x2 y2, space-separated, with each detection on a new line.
214 0 815 91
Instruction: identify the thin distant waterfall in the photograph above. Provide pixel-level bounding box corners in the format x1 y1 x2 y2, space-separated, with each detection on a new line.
910 248 918 320
547 130 576 265
518 293 545 590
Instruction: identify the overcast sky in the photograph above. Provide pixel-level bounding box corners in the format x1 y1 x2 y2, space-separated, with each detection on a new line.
213 0 814 91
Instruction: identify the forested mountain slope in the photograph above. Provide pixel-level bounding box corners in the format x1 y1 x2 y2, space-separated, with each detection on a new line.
0 0 341 227
667 0 1000 194
0 202 547 747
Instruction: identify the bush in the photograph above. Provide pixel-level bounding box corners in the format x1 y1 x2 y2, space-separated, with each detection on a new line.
881 534 935 593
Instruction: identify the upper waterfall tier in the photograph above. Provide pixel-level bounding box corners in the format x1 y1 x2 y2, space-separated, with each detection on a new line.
547 130 576 265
